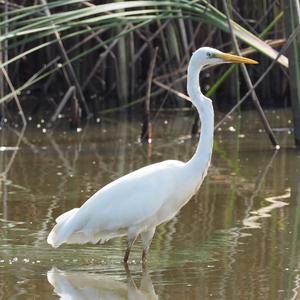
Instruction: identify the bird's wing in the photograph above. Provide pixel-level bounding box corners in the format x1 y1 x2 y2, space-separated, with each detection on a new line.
77 160 186 232
48 160 186 246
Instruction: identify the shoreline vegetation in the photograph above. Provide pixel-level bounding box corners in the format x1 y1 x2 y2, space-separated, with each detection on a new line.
0 0 299 146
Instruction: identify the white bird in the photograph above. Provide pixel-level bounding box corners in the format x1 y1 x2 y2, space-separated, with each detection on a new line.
47 47 257 262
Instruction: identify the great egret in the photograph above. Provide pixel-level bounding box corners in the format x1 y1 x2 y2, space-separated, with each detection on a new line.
47 47 257 262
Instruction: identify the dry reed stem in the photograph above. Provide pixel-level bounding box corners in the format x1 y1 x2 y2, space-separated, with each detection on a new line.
49 86 75 124
153 79 191 102
0 62 26 176
141 47 158 143
215 23 300 130
82 25 130 90
222 0 279 147
40 0 91 118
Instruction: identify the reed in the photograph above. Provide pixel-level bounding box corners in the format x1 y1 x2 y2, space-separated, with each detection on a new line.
283 0 300 148
0 0 294 123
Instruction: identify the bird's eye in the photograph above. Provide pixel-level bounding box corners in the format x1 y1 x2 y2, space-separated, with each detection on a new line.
207 52 212 58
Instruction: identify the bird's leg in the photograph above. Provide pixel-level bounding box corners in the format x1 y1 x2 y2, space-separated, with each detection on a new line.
141 227 156 264
124 260 131 275
124 242 132 263
124 234 137 263
142 249 148 262
124 247 131 263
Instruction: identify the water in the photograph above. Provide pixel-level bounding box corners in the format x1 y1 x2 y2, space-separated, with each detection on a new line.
0 109 300 299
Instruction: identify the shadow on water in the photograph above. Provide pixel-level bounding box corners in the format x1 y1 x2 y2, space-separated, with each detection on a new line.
1 109 300 299
47 265 157 300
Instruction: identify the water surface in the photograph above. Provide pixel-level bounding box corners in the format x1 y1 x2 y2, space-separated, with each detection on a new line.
0 109 300 299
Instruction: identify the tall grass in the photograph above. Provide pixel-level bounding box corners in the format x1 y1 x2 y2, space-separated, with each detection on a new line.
0 0 291 122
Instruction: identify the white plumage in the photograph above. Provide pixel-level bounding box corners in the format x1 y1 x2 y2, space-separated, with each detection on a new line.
47 47 257 262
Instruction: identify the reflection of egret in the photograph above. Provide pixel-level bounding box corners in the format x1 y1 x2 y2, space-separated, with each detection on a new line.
47 266 157 300
47 47 257 262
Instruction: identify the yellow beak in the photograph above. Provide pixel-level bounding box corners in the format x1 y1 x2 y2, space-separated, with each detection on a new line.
217 53 258 64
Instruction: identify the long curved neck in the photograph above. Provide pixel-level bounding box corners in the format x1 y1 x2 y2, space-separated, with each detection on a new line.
186 61 214 178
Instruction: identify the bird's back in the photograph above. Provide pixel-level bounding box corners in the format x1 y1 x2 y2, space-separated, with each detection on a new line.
47 159 190 247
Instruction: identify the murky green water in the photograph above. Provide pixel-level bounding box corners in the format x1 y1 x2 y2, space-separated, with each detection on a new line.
0 109 300 299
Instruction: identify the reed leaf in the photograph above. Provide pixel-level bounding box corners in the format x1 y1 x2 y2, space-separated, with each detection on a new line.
0 0 289 106
1 1 288 66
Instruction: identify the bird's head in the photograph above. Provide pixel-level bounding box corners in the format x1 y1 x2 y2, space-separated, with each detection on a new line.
191 47 258 66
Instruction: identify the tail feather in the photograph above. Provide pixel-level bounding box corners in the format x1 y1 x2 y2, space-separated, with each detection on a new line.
47 207 123 247
47 208 79 247
55 208 79 224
